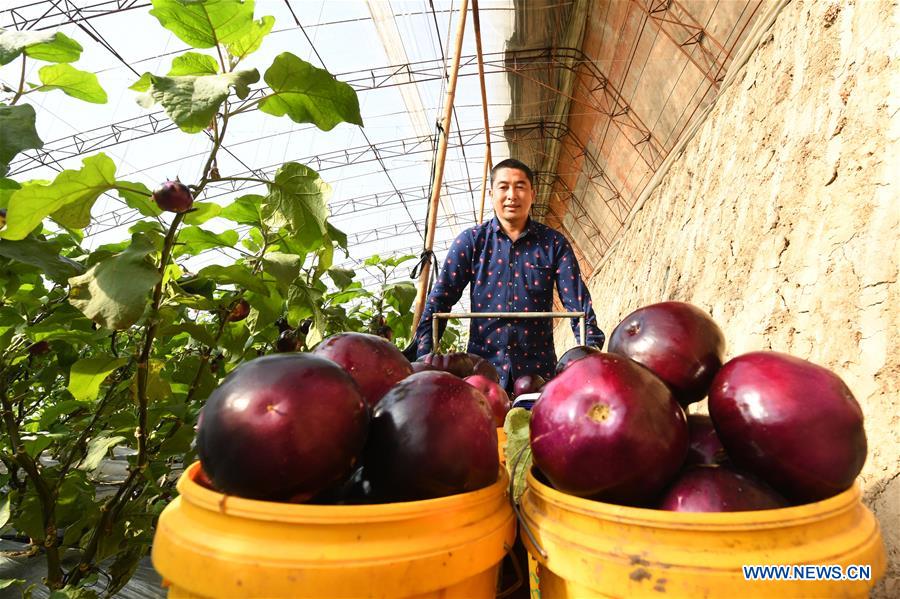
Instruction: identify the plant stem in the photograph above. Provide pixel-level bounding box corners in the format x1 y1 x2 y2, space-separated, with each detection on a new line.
196 104 229 195
10 54 26 105
213 176 271 186
136 214 185 469
0 377 63 588
68 215 183 587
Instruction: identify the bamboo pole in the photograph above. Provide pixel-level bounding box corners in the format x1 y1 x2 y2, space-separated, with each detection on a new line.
410 0 470 336
472 0 492 224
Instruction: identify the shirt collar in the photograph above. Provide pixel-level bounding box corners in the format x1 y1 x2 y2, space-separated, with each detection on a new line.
490 215 534 239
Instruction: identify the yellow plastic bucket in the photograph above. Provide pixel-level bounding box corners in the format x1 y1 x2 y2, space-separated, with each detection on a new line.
497 427 508 465
520 468 886 598
152 462 516 598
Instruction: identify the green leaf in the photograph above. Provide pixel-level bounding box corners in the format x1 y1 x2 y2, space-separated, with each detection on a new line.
0 28 56 65
262 251 301 290
328 267 354 290
0 237 85 283
174 226 238 256
23 434 57 459
227 15 275 60
149 0 256 49
259 52 363 130
129 72 152 92
160 321 215 347
48 584 100 598
326 220 348 252
136 69 260 133
0 103 43 177
263 162 330 244
68 234 161 330
24 32 82 63
79 434 127 471
0 579 24 591
220 193 264 226
117 180 163 217
168 51 219 76
68 355 128 402
0 495 9 530
39 400 84 430
183 201 221 225
197 263 269 295
503 408 533 503
106 546 145 597
36 63 107 103
1 153 116 240
384 281 417 314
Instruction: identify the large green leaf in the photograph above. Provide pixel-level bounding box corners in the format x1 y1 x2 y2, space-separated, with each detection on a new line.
68 355 128 402
117 180 163 217
504 408 533 503
1 153 116 240
149 0 256 49
0 103 43 176
262 251 301 291
227 15 275 60
169 51 219 76
183 202 221 225
78 434 127 470
68 234 161 330
328 267 355 290
174 226 239 256
130 52 220 92
0 237 85 283
197 263 269 295
384 281 417 314
36 64 107 103
136 69 260 133
263 162 330 246
0 28 55 65
220 193 264 226
25 32 82 63
259 52 363 130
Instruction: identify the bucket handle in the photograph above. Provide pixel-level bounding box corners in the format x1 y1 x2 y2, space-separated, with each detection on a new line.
509 443 548 560
496 542 525 598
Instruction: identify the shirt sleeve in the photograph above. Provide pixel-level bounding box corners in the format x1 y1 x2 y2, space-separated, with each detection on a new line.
412 230 474 357
554 237 605 348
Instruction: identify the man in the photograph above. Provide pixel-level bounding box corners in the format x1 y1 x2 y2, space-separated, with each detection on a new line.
406 158 604 390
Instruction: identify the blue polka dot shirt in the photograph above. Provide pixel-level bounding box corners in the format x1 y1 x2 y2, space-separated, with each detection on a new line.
413 216 605 389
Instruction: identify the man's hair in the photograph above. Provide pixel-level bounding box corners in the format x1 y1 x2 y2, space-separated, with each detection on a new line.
490 158 535 188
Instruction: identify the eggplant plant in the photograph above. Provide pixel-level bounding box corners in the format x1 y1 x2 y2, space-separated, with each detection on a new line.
0 1 414 595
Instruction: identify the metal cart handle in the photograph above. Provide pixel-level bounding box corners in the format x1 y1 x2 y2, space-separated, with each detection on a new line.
432 311 586 354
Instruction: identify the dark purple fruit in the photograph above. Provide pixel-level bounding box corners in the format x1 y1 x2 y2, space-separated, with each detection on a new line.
468 353 500 383
226 299 250 322
313 332 413 408
275 329 300 353
410 361 436 374
152 180 193 213
422 352 474 378
364 371 498 501
27 340 51 356
513 374 546 398
658 465 787 512
530 353 688 504
709 351 866 503
464 375 511 427
609 301 725 407
686 414 729 466
196 353 369 501
555 345 601 376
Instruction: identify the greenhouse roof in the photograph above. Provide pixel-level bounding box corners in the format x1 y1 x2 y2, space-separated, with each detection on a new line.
1 0 765 298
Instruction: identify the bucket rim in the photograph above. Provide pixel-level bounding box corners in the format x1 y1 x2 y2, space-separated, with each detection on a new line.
523 467 862 529
179 461 510 523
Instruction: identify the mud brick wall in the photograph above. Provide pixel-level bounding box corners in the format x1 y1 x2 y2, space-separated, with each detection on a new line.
554 1 898 593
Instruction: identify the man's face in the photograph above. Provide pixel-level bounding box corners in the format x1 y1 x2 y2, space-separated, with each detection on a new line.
490 167 535 225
